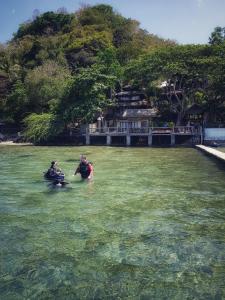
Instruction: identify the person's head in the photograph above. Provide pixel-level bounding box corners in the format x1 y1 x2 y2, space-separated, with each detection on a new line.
81 156 87 163
51 161 57 167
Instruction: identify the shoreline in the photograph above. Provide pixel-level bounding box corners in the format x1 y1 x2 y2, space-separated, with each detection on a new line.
1 141 225 149
0 141 193 147
0 141 33 146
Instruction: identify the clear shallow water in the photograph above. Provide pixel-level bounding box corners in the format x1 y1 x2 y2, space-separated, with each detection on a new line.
0 146 225 299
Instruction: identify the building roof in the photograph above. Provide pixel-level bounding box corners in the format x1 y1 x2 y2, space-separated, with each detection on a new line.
123 85 137 91
117 108 157 119
117 100 148 107
116 91 144 97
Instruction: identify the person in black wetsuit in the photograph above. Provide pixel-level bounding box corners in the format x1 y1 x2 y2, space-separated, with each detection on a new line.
74 156 93 179
45 161 63 178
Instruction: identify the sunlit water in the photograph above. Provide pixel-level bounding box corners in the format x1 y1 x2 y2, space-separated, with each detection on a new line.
0 146 225 299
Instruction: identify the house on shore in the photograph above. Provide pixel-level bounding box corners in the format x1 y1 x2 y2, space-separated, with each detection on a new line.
185 104 206 125
83 86 202 146
90 85 157 133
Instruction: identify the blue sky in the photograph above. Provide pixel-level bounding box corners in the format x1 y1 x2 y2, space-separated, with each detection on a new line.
0 0 224 44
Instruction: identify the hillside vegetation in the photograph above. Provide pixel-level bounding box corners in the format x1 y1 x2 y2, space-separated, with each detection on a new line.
0 4 224 143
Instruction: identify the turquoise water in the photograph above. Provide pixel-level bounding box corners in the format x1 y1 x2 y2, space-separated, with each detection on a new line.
0 146 225 299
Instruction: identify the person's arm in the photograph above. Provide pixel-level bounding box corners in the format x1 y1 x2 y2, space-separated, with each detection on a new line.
53 167 61 175
74 164 80 175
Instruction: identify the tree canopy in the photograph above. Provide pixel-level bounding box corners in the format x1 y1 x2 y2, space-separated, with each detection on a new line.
125 42 225 124
1 5 224 142
209 26 225 45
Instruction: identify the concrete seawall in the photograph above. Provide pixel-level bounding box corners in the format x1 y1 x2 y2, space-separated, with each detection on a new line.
196 145 225 163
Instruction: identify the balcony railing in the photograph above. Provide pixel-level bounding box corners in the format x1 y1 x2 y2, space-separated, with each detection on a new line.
86 126 199 135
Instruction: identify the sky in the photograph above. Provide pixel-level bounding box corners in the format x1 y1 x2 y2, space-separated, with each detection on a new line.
0 0 225 44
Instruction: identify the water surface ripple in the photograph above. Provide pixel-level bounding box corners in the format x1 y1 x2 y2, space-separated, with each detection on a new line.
0 146 225 299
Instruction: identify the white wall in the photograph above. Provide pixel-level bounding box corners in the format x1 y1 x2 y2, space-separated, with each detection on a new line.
204 128 225 140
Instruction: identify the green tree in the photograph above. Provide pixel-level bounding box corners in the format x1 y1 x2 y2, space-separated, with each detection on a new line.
24 60 71 113
23 113 64 143
125 45 214 125
0 3 179 135
96 47 123 81
205 43 225 122
209 26 225 45
14 11 75 39
59 64 118 125
66 25 113 71
5 80 28 123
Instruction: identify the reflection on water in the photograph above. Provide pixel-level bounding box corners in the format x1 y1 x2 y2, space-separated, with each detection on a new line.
0 146 225 299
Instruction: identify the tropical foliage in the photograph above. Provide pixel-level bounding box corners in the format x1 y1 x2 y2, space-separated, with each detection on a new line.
0 4 225 142
23 113 64 143
125 43 225 124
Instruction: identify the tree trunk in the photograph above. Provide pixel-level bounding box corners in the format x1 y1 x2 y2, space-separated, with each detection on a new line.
176 112 183 126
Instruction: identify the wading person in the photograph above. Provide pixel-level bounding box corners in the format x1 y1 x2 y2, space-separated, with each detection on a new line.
74 155 93 180
44 161 64 180
48 161 61 176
